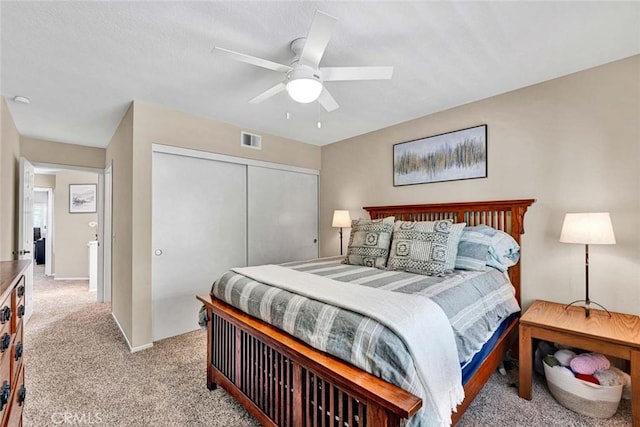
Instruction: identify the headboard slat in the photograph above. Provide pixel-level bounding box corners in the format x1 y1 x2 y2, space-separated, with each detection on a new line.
364 199 535 304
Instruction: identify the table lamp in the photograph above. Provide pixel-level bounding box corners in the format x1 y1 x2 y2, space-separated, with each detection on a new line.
559 212 616 317
332 210 351 255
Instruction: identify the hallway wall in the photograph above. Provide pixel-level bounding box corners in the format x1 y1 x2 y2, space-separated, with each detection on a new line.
52 170 99 278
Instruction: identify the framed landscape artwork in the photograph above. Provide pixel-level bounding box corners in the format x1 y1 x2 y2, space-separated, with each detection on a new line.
69 184 97 213
393 124 487 186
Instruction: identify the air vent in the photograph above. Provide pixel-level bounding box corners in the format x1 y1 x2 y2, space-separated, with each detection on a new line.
240 132 262 150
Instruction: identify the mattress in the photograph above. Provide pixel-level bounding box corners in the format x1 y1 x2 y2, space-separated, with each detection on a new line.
281 257 520 365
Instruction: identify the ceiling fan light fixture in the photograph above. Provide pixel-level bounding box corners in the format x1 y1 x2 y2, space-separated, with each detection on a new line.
286 67 323 103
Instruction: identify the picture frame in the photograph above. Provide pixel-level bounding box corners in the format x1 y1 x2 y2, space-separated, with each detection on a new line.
393 124 488 186
69 184 97 213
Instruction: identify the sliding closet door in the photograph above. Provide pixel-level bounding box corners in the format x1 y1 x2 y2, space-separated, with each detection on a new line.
248 166 318 265
152 152 246 341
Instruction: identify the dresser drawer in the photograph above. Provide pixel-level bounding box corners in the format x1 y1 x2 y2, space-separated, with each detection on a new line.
0 342 11 425
13 283 24 310
11 283 24 337
9 323 22 384
0 294 11 343
4 365 24 427
0 330 11 364
0 293 12 362
10 295 24 338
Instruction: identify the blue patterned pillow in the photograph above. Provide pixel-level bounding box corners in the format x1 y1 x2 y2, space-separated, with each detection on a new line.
343 216 395 269
387 219 465 276
455 229 491 271
466 225 520 272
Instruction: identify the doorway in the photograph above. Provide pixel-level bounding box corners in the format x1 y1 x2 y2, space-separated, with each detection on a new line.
33 187 53 276
31 164 105 301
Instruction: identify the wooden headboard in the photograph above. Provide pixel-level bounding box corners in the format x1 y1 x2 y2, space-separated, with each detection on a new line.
364 199 535 304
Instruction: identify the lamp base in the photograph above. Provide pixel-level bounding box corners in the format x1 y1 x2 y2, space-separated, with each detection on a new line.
564 299 611 318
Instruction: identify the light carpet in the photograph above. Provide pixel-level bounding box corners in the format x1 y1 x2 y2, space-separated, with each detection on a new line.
24 265 631 426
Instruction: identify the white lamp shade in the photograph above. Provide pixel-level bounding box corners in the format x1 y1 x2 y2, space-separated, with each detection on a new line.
560 212 616 244
332 210 352 228
286 78 323 103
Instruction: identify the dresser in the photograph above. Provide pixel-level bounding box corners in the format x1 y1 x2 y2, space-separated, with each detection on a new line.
0 261 29 427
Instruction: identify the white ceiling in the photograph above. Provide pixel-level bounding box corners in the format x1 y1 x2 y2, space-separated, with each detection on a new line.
1 2 639 148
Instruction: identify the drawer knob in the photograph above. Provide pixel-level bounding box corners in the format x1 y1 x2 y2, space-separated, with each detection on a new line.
0 307 10 324
0 381 9 410
17 286 25 298
0 333 10 352
14 342 23 361
17 305 25 318
18 386 26 406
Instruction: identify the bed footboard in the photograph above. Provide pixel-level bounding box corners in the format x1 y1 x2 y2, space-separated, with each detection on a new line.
198 295 422 427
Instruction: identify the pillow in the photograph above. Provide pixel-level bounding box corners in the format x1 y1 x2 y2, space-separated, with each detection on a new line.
455 229 491 271
387 219 465 276
342 216 395 269
466 225 520 272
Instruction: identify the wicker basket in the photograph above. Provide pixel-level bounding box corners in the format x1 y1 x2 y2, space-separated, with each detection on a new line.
543 361 623 418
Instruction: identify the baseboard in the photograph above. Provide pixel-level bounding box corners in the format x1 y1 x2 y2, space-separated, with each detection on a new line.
111 312 154 353
54 277 90 281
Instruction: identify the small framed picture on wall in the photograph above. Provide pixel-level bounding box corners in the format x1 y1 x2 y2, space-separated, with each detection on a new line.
69 184 97 213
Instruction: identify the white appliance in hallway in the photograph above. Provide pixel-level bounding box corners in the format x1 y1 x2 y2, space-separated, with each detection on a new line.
88 241 98 292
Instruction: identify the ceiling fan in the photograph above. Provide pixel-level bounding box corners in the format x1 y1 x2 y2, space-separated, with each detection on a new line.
213 10 394 112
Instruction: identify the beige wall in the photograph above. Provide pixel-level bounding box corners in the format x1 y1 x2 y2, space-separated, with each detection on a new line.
35 174 56 189
320 55 640 315
105 101 322 349
106 104 134 347
51 171 98 278
0 98 20 260
113 101 321 349
21 136 105 169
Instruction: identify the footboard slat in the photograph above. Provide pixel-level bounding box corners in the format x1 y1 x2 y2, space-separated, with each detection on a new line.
198 295 421 427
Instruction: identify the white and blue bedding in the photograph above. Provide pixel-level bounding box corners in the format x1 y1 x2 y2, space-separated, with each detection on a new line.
208 257 520 426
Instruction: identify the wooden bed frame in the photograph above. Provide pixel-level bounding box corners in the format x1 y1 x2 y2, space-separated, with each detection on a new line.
197 199 535 426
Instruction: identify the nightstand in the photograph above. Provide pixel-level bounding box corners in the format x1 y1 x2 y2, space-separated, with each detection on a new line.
519 300 640 426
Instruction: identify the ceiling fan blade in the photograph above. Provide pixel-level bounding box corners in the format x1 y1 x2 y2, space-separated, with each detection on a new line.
299 11 337 68
321 66 394 81
214 46 292 73
249 82 286 104
318 89 339 112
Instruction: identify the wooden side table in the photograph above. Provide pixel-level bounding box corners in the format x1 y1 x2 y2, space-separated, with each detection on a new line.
519 300 640 426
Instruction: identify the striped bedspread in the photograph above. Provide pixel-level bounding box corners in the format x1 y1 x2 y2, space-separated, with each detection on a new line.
209 257 520 426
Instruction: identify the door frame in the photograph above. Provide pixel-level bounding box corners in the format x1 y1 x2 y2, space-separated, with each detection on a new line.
152 144 320 176
31 162 108 302
101 161 113 303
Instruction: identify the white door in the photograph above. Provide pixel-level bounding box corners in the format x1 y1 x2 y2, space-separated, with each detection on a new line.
247 166 318 265
18 157 35 323
152 152 247 341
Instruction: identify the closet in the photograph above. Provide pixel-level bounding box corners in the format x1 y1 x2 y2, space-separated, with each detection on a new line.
151 145 318 341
